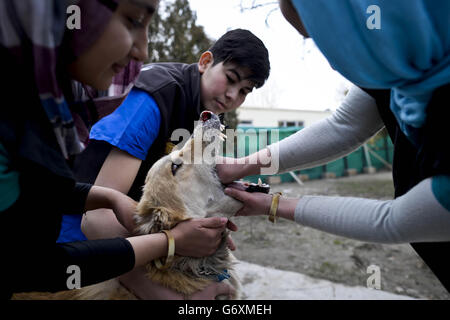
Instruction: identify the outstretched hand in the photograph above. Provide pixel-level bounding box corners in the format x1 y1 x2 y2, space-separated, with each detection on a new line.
215 156 248 184
216 149 273 184
224 187 273 217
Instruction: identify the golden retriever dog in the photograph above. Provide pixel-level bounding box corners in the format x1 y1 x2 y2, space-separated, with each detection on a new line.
13 111 243 300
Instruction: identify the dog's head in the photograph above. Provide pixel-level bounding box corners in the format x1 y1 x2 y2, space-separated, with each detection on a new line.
135 111 243 234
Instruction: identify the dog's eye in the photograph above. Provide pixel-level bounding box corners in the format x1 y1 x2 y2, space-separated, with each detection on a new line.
171 163 182 176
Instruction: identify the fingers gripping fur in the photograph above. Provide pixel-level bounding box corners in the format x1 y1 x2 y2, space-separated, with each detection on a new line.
134 206 186 235
135 208 170 235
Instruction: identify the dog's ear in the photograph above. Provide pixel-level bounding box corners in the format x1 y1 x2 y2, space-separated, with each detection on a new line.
134 207 181 235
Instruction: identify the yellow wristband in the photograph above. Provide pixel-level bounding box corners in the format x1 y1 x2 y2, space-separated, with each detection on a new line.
268 192 282 223
154 230 175 270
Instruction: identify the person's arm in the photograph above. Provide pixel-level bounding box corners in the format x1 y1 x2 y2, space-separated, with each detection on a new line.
225 175 450 244
82 147 142 239
18 216 226 294
118 217 237 300
217 85 384 183
82 88 160 239
58 178 137 236
84 181 139 234
17 215 229 293
294 175 450 243
127 216 228 267
2 190 136 293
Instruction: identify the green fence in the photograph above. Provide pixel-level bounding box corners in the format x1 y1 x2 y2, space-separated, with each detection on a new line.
222 126 393 184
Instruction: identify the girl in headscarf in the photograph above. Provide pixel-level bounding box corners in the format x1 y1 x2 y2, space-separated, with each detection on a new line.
0 0 230 298
218 0 450 292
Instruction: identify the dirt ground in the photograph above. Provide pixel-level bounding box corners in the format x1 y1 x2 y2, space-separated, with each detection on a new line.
231 171 450 300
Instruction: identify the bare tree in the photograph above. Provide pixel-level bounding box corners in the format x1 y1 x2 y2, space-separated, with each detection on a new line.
147 0 240 128
238 0 279 26
147 0 213 64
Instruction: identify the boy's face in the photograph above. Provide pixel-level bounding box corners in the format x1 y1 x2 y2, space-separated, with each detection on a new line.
198 52 255 114
68 0 158 90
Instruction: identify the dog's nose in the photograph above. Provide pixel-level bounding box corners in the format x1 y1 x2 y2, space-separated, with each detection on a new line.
201 111 212 122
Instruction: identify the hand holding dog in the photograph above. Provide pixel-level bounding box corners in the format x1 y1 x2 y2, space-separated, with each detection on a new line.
225 187 298 221
171 217 233 257
224 187 272 217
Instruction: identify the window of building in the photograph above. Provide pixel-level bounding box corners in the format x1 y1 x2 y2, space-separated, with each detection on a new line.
239 120 253 126
278 120 304 127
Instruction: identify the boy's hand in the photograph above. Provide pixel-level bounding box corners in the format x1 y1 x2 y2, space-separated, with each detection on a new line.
85 186 138 233
109 190 138 233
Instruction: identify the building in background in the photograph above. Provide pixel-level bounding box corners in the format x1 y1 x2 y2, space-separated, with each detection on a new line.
237 106 332 128
232 105 392 185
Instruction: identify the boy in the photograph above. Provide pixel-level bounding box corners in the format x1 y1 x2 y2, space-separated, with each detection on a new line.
58 29 270 244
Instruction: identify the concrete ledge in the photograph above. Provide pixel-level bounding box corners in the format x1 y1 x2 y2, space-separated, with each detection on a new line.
268 176 282 184
298 174 309 182
345 169 358 176
364 166 377 174
236 261 416 300
321 172 336 179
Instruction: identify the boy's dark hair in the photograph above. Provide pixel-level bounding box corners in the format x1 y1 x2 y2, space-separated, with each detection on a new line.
209 29 270 89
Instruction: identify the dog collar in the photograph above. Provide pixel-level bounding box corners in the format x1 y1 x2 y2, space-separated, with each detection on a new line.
216 269 231 282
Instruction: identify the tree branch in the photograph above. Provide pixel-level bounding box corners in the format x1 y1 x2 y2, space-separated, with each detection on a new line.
238 0 279 27
238 0 279 12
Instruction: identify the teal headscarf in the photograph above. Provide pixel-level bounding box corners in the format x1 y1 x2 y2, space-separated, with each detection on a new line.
292 0 450 144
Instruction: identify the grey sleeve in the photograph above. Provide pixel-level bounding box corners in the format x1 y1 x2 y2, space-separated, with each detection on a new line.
267 85 384 174
294 177 450 243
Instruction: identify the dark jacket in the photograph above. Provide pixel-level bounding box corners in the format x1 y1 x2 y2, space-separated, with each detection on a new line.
0 45 135 298
362 84 450 292
74 62 204 201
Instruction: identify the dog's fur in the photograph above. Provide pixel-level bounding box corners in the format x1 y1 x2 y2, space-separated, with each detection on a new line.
13 112 243 300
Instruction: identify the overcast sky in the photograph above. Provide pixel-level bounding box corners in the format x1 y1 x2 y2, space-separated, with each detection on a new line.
188 0 352 111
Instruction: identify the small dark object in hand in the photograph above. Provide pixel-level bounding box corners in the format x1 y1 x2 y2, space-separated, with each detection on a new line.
244 182 270 194
228 179 270 194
